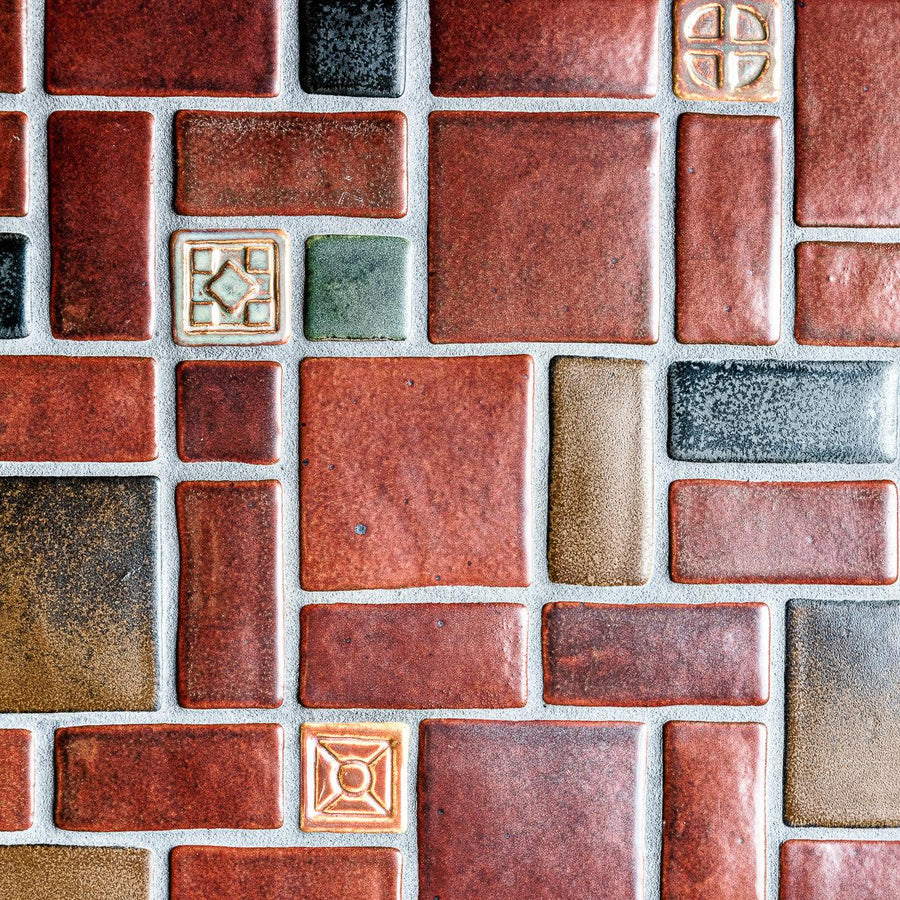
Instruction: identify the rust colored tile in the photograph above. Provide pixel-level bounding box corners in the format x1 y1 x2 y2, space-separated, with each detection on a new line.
0 730 32 830
428 112 660 344
0 0 25 93
0 356 156 462
55 724 283 831
177 481 283 710
662 721 766 900
171 846 402 900
49 111 154 341
548 356 653 586
430 0 660 98
300 602 528 709
780 840 900 898
300 355 533 591
0 112 26 216
543 602 769 707
175 111 407 217
176 361 282 463
419 719 647 899
301 722 408 833
669 480 898 585
676 114 781 345
44 0 279 96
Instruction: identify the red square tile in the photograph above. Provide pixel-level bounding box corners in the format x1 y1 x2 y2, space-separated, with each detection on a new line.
0 0 25 93
0 112 26 217
780 841 900 898
0 730 32 831
299 355 533 590
428 112 660 344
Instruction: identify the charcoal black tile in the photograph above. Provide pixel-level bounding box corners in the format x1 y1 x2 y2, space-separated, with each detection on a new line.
0 234 27 339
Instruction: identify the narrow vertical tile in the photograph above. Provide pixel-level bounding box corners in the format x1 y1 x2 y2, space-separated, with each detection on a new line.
780 840 900 898
0 234 28 339
0 112 26 216
0 730 32 830
0 0 25 93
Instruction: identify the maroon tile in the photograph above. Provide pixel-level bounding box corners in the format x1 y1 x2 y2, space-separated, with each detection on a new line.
176 361 282 464
662 721 766 900
175 111 407 217
0 112 26 216
0 356 156 462
301 602 528 709
0 0 25 93
670 479 898 585
419 719 646 899
177 481 283 710
0 730 32 831
428 112 660 344
300 356 533 590
49 111 154 341
780 841 900 898
676 114 782 345
543 602 769 707
55 724 283 831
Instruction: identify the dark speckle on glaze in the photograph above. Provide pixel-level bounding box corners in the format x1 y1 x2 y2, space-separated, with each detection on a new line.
0 234 27 339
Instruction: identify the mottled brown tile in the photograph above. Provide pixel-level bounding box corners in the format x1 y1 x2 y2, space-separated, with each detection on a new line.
0 730 32 830
0 112 26 216
780 840 900 899
0 0 25 93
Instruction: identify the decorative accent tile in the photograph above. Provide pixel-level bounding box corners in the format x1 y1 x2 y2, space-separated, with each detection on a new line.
0 234 27 339
780 840 900 898
0 112 26 217
0 0 25 93
0 730 32 831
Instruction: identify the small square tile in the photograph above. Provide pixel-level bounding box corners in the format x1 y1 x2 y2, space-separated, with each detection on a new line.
0 730 32 830
0 0 25 93
0 234 27 339
0 112 26 216
301 722 408 833
781 840 900 898
304 235 411 341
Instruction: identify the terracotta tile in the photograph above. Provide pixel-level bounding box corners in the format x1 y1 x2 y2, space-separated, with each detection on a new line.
669 360 898 463
0 477 159 712
780 840 900 898
419 719 647 899
55 724 283 831
176 361 282 463
428 112 660 344
662 721 766 900
0 233 28 339
548 357 653 586
0 112 26 217
301 722 408 833
676 114 781 345
175 111 407 217
44 0 279 96
543 602 769 707
177 481 283 709
49 111 154 341
300 355 533 590
171 846 402 900
0 730 32 830
785 599 900 827
670 479 898 586
0 356 156 462
0 0 25 93
301 602 527 709
430 0 659 97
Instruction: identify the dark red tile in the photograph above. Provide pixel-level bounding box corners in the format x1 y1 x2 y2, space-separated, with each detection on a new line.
0 730 32 830
55 724 283 831
419 719 646 899
428 112 660 344
300 356 533 591
175 111 407 217
662 721 766 900
780 841 900 898
49 111 154 341
669 479 898 585
0 356 156 462
301 602 528 709
0 0 25 93
0 112 26 217
176 361 282 464
45 0 279 96
676 114 782 345
543 602 769 707
177 481 283 710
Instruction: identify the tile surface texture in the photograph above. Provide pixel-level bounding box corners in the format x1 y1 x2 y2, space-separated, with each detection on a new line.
0 0 25 93
780 840 900 898
0 730 32 830
0 233 27 339
0 112 26 217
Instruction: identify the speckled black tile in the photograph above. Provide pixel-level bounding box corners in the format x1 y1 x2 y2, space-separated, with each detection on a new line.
301 0 406 97
0 234 27 339
669 360 898 463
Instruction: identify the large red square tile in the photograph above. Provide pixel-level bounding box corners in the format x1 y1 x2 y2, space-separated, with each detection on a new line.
0 730 32 830
0 112 26 217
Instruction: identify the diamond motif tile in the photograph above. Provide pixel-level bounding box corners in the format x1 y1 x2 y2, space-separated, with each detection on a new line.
0 234 27 339
0 112 26 217
0 730 32 831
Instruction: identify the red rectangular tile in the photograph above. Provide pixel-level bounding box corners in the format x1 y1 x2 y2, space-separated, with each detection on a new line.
663 722 766 900
49 111 154 341
301 602 528 709
177 481 284 710
0 112 26 216
55 724 283 831
0 730 32 831
543 602 769 707
676 114 781 345
0 0 25 93
670 480 898 585
780 840 900 898
175 111 407 217
0 356 156 462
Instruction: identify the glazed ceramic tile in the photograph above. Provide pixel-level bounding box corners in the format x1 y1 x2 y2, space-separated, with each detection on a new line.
780 840 900 898
670 479 898 585
304 235 411 341
418 719 647 899
669 360 899 463
547 357 653 585
0 112 26 217
55 724 284 831
0 0 25 93
0 477 159 712
0 730 32 830
300 722 408 833
300 602 528 709
175 111 408 217
0 234 27 339
428 112 660 344
49 112 154 341
430 0 659 97
542 602 769 707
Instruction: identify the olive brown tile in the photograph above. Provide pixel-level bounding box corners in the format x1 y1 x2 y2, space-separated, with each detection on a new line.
0 112 26 217
0 729 32 830
0 233 28 339
780 840 900 898
0 0 25 93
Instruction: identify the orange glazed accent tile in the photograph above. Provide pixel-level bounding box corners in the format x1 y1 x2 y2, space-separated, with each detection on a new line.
0 730 32 830
0 0 25 93
0 112 26 216
780 841 900 898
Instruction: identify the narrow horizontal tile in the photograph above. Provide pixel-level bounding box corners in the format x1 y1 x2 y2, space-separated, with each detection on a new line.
0 112 26 216
0 0 25 93
780 840 900 898
0 730 32 830
0 234 28 339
